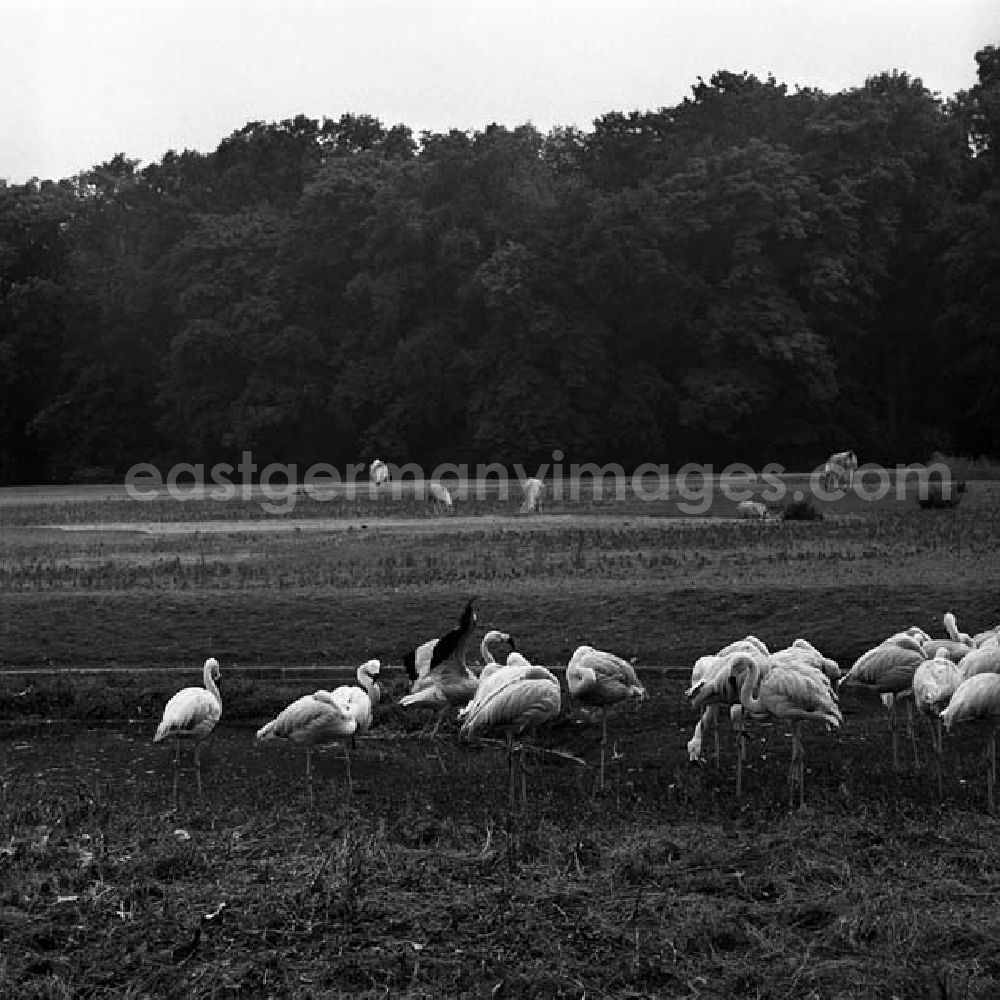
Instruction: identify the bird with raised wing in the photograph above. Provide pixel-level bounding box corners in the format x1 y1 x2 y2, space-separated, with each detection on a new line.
402 597 479 687
154 657 223 808
567 645 647 789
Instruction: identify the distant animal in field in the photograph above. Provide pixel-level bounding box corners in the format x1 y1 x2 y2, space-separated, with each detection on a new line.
369 459 390 488
255 689 357 807
736 500 768 520
822 450 858 492
520 477 545 513
154 657 223 807
566 645 647 789
428 482 453 514
941 672 1000 813
459 662 561 810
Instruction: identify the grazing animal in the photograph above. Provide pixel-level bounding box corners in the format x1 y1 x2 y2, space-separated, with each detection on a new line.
941 673 1000 813
736 500 768 520
731 652 842 808
255 690 357 807
912 647 964 797
822 450 858 492
428 482 453 514
520 477 545 513
154 657 223 807
839 634 925 770
459 663 561 810
402 598 479 685
566 645 647 789
369 459 390 488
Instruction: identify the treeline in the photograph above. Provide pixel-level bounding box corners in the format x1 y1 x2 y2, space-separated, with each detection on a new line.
1 50 999 484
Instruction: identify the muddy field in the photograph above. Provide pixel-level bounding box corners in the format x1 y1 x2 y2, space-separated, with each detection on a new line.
3 479 1000 998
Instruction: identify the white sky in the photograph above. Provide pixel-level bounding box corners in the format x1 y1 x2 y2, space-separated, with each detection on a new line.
2 0 998 184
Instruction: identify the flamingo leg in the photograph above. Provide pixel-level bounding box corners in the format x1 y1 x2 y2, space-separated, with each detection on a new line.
306 748 315 808
986 729 997 815
504 733 513 811
735 721 744 802
344 743 353 803
171 740 181 808
712 708 721 768
521 743 527 810
907 699 919 770
600 710 608 790
887 698 899 772
194 743 204 801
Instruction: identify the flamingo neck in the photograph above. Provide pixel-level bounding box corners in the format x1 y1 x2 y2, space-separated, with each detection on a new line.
737 656 762 714
203 661 221 705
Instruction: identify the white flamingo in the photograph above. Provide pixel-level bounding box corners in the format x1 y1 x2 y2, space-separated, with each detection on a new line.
685 636 770 765
566 645 647 789
731 652 842 808
941 673 1000 813
153 657 223 807
838 633 925 770
458 662 561 810
912 646 964 797
256 690 357 807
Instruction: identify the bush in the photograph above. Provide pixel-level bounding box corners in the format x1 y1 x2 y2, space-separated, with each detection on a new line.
916 480 968 509
781 498 824 521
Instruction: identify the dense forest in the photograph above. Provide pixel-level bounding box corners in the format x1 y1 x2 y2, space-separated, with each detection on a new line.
1 48 999 484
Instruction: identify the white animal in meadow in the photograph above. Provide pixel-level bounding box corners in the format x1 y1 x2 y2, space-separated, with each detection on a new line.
730 652 843 809
940 673 1000 813
521 477 545 513
458 662 561 811
154 657 223 807
255 690 357 806
566 645 647 789
369 459 390 487
736 500 768 520
822 450 858 491
428 482 453 514
912 646 964 797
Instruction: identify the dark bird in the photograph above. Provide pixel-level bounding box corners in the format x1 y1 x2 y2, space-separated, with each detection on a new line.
402 597 479 685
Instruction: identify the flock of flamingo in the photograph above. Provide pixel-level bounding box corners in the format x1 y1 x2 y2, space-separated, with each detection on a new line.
153 603 1000 814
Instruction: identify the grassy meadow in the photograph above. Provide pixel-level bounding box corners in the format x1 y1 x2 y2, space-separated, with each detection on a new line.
3 474 1000 998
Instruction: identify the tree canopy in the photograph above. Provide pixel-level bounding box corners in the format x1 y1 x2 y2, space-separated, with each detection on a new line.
2 57 998 484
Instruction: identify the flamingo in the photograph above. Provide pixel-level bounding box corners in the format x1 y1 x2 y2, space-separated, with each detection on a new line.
955 642 1000 680
940 673 1000 813
943 611 974 648
324 658 381 796
255 689 358 807
566 645 646 789
458 662 561 810
912 647 964 798
154 657 223 808
685 636 770 765
731 652 842 808
838 634 925 770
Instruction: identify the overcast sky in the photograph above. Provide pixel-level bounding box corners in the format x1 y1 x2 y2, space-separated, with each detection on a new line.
3 0 998 184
